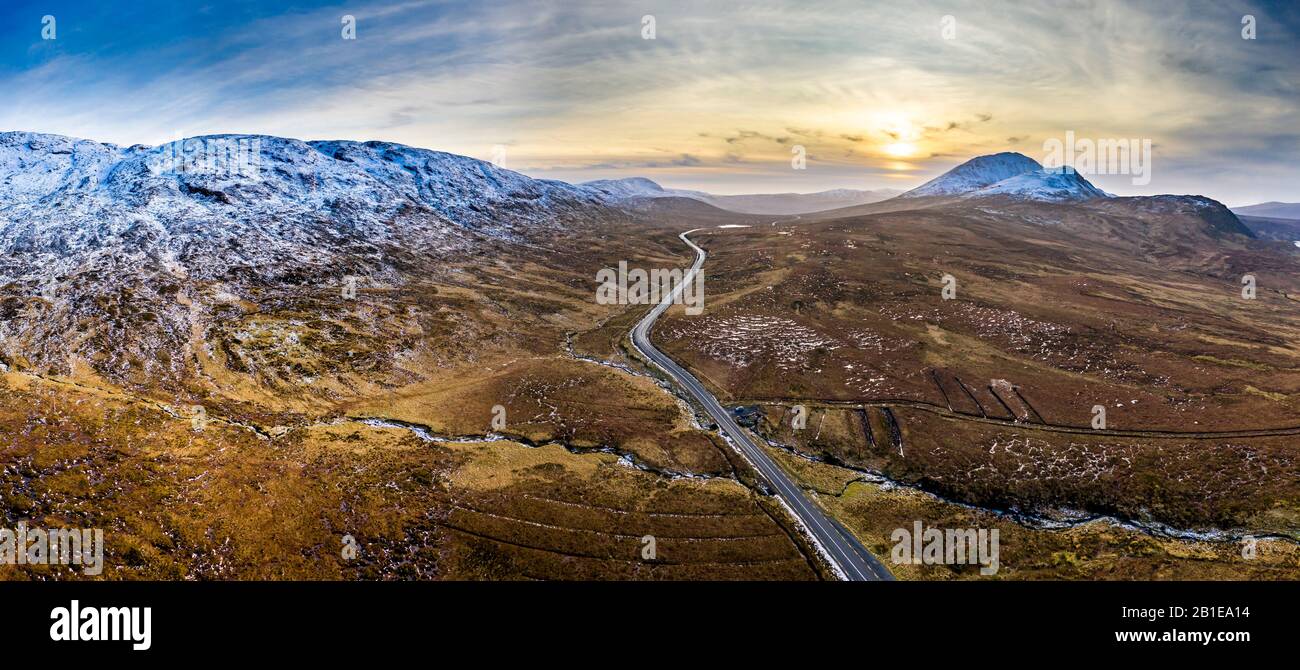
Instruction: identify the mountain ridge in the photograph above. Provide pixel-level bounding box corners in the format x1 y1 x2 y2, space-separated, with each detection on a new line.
901 151 1109 202
0 130 628 388
0 131 617 285
902 151 1043 198
1232 201 1300 221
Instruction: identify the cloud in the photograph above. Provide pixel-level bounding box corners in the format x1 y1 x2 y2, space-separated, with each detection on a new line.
719 130 792 145
0 0 1296 201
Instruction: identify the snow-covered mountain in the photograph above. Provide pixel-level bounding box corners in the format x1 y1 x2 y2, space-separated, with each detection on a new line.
1085 194 1255 239
0 131 612 287
901 152 1108 202
580 177 898 214
580 177 708 201
0 131 622 386
902 152 1043 198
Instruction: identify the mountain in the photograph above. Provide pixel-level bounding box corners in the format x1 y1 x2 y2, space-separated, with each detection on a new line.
580 177 707 201
901 151 1108 202
1074 194 1255 242
901 152 1043 198
969 168 1110 201
0 131 613 285
1232 204 1300 240
0 132 1257 392
1231 201 1300 220
580 177 898 214
0 131 623 386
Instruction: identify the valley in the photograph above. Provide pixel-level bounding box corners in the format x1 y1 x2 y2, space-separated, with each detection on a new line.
648 157 1300 577
1 135 1296 581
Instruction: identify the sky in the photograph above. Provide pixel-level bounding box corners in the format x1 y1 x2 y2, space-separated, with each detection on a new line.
2 0 1298 205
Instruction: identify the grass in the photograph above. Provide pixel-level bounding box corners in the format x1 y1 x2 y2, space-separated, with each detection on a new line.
0 372 822 580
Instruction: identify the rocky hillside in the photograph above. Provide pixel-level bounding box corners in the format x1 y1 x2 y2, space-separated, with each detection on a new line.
0 131 620 390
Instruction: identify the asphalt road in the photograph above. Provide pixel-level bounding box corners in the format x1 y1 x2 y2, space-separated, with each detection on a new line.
630 229 894 581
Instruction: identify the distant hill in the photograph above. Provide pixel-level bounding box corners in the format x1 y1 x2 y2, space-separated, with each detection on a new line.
901 152 1043 198
1231 202 1300 220
580 178 898 214
0 130 624 386
900 152 1108 202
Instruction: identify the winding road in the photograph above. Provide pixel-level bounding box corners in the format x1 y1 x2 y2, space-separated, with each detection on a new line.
630 228 894 581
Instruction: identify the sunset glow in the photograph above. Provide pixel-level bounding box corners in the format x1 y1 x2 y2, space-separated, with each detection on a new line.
1 1 1296 202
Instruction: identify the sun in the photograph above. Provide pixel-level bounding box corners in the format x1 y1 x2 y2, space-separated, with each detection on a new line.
884 142 916 157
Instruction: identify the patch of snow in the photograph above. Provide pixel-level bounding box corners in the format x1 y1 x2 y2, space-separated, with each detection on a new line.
970 168 1108 201
901 151 1109 202
902 152 1042 198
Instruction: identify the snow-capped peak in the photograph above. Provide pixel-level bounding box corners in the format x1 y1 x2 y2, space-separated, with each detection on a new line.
902 152 1043 198
901 151 1109 202
0 131 614 289
580 177 676 199
971 167 1110 201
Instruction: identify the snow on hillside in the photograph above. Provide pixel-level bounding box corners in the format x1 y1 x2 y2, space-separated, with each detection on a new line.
581 177 693 200
0 130 625 389
1088 194 1255 238
901 151 1111 203
902 152 1043 198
